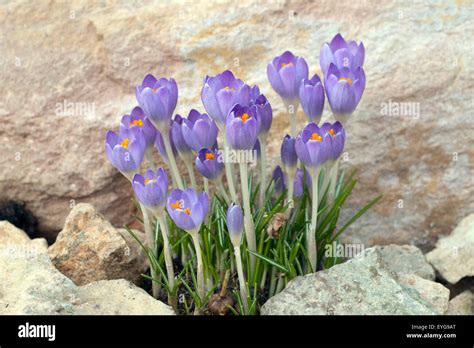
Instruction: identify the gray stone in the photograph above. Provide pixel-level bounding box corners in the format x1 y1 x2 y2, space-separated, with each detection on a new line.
447 290 473 315
376 244 435 280
261 248 439 315
426 214 474 284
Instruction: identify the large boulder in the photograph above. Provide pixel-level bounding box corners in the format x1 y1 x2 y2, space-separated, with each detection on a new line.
0 1 472 248
447 290 473 315
426 213 474 284
48 203 148 286
261 248 441 315
0 224 173 315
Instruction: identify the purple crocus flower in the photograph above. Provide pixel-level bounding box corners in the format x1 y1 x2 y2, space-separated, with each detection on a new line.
120 106 157 150
295 123 332 168
105 130 145 176
253 139 261 159
166 188 209 231
226 104 260 150
155 129 177 164
321 121 345 161
227 203 244 238
136 74 178 132
201 70 251 127
267 51 309 101
250 85 261 104
181 109 218 153
280 134 297 168
299 74 325 124
195 148 223 180
132 168 168 211
320 33 365 74
324 63 366 121
293 168 305 198
272 165 286 194
252 94 273 138
171 115 194 162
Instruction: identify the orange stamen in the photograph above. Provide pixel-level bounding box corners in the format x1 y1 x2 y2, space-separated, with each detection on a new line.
170 200 182 209
241 113 250 123
339 77 353 85
310 133 322 142
120 138 129 149
205 152 215 160
145 178 155 185
131 119 143 127
184 207 191 215
224 86 235 91
328 129 335 137
281 62 293 68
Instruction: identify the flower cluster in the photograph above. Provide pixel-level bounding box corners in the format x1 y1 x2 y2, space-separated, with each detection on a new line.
104 33 366 314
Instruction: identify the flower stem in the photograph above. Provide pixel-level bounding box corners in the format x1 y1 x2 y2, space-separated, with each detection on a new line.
157 213 177 311
218 178 231 204
284 100 299 137
308 167 321 272
234 246 249 314
239 162 256 272
190 231 205 302
163 131 184 189
223 137 238 203
145 148 156 171
141 206 160 298
328 158 340 203
185 161 197 191
258 139 267 207
285 167 296 214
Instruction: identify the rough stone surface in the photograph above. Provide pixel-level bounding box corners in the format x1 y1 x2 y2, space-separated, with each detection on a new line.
0 220 32 245
0 226 173 315
398 273 450 314
0 1 472 247
76 279 174 315
261 248 439 315
376 244 435 280
48 203 148 286
447 290 473 315
426 214 474 284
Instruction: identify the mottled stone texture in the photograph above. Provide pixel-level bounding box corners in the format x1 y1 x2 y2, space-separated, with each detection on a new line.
1 1 472 247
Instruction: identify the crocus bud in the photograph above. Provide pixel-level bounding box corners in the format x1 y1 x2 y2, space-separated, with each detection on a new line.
227 203 244 246
252 94 273 139
324 63 365 123
226 104 260 150
321 121 345 162
280 134 297 168
136 74 178 132
182 109 218 153
132 168 168 213
171 115 194 162
267 50 308 102
319 33 365 75
166 188 209 232
195 148 223 180
293 168 304 198
299 74 325 124
272 165 286 194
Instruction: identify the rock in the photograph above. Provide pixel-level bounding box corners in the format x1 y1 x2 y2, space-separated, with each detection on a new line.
426 214 474 284
48 203 148 286
1 1 472 248
447 290 473 315
376 244 435 280
0 220 31 245
398 274 450 314
261 248 439 315
76 279 174 315
0 225 173 315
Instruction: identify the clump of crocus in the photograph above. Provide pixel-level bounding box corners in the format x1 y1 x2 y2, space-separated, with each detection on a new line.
267 50 308 136
227 203 249 313
166 188 209 302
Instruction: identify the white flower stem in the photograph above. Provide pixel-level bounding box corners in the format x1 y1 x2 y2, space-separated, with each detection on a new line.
145 148 156 171
329 158 340 203
184 161 197 191
284 100 299 137
223 137 238 203
157 213 176 310
163 131 184 189
141 206 160 298
218 177 231 204
308 167 321 272
204 177 209 196
190 231 205 302
239 162 256 271
233 246 249 314
259 139 267 207
285 167 296 214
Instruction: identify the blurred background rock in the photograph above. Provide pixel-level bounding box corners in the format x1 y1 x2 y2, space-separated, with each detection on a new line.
0 0 472 248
